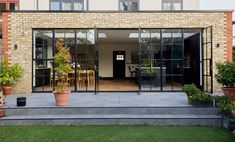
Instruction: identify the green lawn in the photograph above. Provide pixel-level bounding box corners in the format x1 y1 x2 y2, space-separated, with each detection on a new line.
0 125 234 142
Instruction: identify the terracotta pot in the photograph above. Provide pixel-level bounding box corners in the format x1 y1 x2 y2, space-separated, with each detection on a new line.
222 87 235 101
0 109 5 117
233 130 235 136
53 92 70 107
3 85 12 96
232 111 235 117
0 91 3 107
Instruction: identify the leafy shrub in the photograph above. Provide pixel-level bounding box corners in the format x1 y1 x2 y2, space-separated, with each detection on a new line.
183 84 201 96
192 92 213 103
215 61 235 87
214 95 235 116
0 59 24 85
54 39 72 93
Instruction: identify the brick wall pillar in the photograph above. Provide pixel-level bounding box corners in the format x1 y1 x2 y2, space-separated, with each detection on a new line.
224 12 233 61
2 12 11 62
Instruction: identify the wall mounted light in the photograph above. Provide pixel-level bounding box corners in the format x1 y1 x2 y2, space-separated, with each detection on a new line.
216 43 220 48
14 44 18 50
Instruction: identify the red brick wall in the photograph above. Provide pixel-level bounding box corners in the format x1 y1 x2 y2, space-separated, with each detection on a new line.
2 12 11 61
0 0 19 10
224 12 233 61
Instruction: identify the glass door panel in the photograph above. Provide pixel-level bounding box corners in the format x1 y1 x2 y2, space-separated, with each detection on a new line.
139 29 184 92
202 26 213 93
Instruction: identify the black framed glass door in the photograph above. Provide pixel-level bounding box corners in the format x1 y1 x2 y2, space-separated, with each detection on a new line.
33 29 97 92
139 29 184 92
202 26 213 93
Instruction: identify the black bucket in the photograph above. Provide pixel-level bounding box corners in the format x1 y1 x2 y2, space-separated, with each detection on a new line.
17 97 26 107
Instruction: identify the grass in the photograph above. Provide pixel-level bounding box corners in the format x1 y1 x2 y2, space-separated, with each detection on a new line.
0 125 234 142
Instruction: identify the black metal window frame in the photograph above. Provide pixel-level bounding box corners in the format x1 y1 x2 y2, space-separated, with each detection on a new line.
32 28 205 93
139 29 185 92
233 21 235 49
119 0 140 11
32 29 97 93
162 0 183 11
50 0 85 11
0 3 6 11
202 26 213 93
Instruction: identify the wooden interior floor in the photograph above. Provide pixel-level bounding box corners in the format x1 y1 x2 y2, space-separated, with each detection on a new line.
99 80 139 91
34 80 182 92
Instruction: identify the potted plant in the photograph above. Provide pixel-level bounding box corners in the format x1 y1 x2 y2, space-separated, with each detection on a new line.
0 87 5 117
183 84 201 105
215 95 235 132
0 59 24 95
215 61 235 101
192 92 213 107
53 38 72 107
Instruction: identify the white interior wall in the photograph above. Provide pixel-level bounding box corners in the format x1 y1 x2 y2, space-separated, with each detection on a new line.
99 43 138 78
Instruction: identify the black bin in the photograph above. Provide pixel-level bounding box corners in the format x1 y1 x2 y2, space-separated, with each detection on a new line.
17 97 26 107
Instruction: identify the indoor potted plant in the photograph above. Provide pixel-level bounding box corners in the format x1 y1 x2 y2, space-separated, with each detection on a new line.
53 38 72 107
0 59 24 95
215 61 235 101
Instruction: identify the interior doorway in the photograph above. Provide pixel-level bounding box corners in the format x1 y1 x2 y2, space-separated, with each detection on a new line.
98 29 139 91
113 51 126 79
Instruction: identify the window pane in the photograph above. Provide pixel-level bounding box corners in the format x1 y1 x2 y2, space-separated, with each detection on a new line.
130 2 138 10
162 29 172 44
120 2 128 11
172 29 183 44
173 2 181 10
162 45 172 59
10 3 15 10
151 30 161 44
74 1 83 10
163 3 171 10
162 0 182 11
0 3 6 11
120 0 139 11
51 1 60 10
62 1 72 10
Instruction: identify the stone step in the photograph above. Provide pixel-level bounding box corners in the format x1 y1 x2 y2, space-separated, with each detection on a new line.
0 114 223 126
4 107 220 116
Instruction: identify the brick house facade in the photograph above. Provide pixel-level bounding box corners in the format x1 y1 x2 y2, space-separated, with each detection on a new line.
1 10 233 94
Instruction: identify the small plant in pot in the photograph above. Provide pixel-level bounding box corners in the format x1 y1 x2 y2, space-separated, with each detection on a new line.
215 61 235 101
0 59 24 95
183 84 201 105
53 39 72 107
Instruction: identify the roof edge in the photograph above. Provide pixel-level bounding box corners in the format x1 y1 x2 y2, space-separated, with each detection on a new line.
0 9 233 13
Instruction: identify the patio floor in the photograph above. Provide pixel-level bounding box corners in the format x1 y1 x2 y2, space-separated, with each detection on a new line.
3 92 191 108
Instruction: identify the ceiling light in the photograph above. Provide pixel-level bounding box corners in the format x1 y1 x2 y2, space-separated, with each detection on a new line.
98 33 107 38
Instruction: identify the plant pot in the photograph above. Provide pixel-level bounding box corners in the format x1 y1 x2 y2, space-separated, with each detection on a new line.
232 111 235 117
3 85 12 96
53 91 70 107
233 130 235 136
192 100 213 107
0 109 5 117
222 87 235 101
17 97 26 107
187 95 192 105
0 91 4 107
